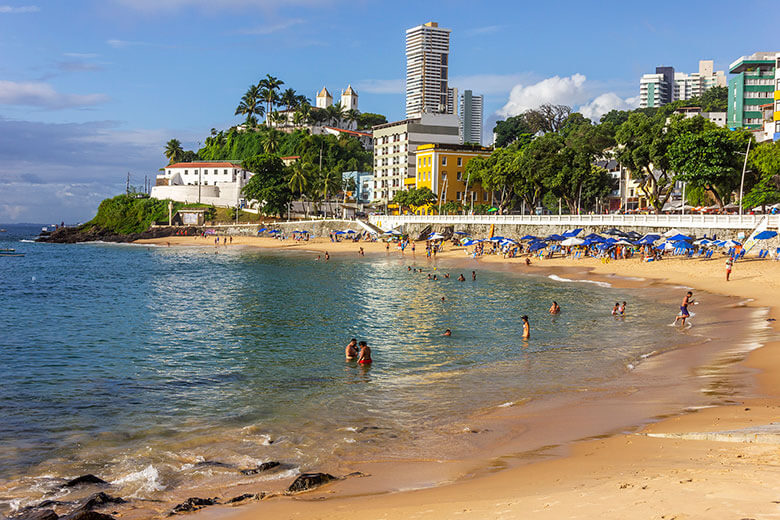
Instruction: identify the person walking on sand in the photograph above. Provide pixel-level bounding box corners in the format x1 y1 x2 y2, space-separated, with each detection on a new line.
674 291 694 326
521 315 530 339
357 341 372 365
549 301 560 315
725 257 733 281
345 338 358 361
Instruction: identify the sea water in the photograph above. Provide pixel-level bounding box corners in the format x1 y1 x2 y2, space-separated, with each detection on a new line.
0 225 694 512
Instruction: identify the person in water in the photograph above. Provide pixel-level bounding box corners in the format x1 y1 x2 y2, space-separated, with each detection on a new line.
674 291 694 326
357 341 372 364
443 329 452 336
525 258 531 266
611 302 620 315
457 274 466 281
549 301 561 314
471 271 476 281
345 338 358 361
521 315 530 339
618 301 627 316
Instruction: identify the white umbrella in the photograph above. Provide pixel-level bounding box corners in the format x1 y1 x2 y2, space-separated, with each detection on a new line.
663 228 683 238
615 239 634 245
429 233 445 240
561 237 584 246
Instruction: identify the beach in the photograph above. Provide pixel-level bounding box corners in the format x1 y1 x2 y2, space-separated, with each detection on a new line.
130 234 780 519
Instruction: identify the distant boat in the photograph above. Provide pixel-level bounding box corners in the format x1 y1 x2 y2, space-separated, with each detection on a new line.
0 249 24 257
0 228 7 232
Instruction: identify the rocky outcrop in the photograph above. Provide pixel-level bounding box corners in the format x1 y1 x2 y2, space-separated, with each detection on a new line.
10 509 59 520
62 475 107 488
60 512 115 520
74 493 125 512
239 461 280 475
225 493 263 504
286 473 337 493
37 226 179 244
168 497 219 515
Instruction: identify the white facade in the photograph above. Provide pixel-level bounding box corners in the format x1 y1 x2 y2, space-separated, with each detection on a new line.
372 113 460 203
316 87 332 109
639 73 669 108
341 85 358 111
459 90 483 145
673 60 726 101
405 21 452 118
150 162 254 207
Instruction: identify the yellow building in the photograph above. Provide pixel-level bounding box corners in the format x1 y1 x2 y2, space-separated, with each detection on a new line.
413 143 493 214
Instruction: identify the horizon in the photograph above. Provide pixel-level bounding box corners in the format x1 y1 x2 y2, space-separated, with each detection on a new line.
0 0 776 223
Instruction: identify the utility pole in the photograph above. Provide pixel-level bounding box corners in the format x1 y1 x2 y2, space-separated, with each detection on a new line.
198 168 202 204
739 139 751 216
126 172 130 195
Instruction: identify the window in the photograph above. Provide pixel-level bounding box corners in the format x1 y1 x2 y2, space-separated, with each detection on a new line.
224 169 228 175
442 156 447 166
456 191 462 200
457 157 462 166
204 169 208 175
483 192 488 201
184 170 188 175
456 172 462 181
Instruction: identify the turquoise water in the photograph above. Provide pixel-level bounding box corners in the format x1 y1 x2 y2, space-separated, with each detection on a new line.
0 224 689 511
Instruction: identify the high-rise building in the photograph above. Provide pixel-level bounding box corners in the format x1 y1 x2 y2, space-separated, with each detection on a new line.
405 21 452 117
639 66 674 108
673 60 727 101
727 52 778 130
446 87 457 116
459 90 483 145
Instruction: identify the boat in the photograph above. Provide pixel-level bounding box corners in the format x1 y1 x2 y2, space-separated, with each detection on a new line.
0 228 7 232
0 249 24 257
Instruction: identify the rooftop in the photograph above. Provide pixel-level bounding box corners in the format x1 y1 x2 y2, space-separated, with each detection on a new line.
166 162 242 169
729 51 778 73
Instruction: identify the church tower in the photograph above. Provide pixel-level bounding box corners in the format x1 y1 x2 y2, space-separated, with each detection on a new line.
316 87 332 109
340 85 359 112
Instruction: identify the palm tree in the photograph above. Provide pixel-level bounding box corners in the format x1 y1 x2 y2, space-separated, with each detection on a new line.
235 84 264 127
164 139 184 165
257 74 284 125
280 88 298 111
288 160 314 218
344 109 360 129
318 167 342 217
262 129 280 154
325 102 345 127
270 111 287 127
309 107 327 126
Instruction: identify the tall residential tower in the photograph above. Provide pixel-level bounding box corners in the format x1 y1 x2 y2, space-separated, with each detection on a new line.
405 22 452 117
459 90 483 145
727 52 778 130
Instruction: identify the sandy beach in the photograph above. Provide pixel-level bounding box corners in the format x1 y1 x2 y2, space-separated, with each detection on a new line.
136 234 780 519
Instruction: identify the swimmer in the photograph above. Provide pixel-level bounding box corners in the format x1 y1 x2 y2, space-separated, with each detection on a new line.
673 291 694 326
316 255 321 261
444 273 450 279
458 274 466 282
345 338 358 361
525 258 531 266
471 271 476 281
325 251 330 261
611 302 620 316
357 341 372 364
443 329 452 336
408 266 412 271
549 301 560 314
441 296 445 303
521 315 530 339
618 301 627 316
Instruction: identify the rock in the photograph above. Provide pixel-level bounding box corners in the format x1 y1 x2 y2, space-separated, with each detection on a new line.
75 493 126 512
344 471 368 478
169 498 219 514
60 512 115 520
286 473 338 493
34 501 71 509
193 461 234 469
63 475 107 488
10 509 59 520
225 493 263 504
240 461 280 475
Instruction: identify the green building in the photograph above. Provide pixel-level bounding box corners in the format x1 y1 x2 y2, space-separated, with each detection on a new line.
727 52 777 130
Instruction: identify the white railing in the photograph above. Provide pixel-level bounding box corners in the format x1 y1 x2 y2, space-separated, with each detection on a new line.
369 214 780 231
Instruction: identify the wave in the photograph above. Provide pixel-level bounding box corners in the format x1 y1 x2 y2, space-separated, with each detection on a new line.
111 465 165 496
19 239 36 243
548 274 611 288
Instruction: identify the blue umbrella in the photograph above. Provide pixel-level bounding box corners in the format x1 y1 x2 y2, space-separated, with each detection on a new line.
257 227 267 232
562 228 583 238
454 231 469 235
529 241 548 252
754 230 778 240
463 239 477 246
584 233 604 241
334 231 345 235
667 233 692 242
672 241 693 249
490 236 506 241
345 230 356 234
520 234 537 241
546 234 565 242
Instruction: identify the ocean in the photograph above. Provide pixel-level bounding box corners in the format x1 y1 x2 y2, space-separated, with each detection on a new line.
0 224 699 514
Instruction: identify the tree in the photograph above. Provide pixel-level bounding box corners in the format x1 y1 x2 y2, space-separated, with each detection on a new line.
325 102 345 126
235 84 264 127
288 160 314 218
668 127 752 208
440 200 463 215
493 114 534 147
241 154 292 217
258 74 284 125
357 112 387 130
523 104 572 134
262 129 280 154
344 109 360 128
164 139 184 164
280 88 299 111
744 140 780 211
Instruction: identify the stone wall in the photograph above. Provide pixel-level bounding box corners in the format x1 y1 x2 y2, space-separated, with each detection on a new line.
205 220 370 237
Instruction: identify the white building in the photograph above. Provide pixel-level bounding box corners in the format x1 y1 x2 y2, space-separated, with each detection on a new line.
673 106 727 127
673 60 727 101
371 113 460 203
316 87 333 109
341 85 358 111
459 90 483 145
405 21 452 117
150 161 254 207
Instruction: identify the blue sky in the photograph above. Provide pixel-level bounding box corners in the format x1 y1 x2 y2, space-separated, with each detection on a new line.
0 0 775 223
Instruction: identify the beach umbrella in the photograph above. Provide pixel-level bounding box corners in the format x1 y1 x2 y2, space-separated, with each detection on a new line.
561 237 585 246
584 233 604 241
667 233 692 242
693 238 710 245
429 233 446 240
462 239 477 246
754 230 778 240
334 231 345 235
604 228 626 236
615 239 634 245
345 230 356 234
454 231 469 235
528 241 548 252
546 234 565 242
721 239 741 248
639 234 660 242
520 234 537 241
502 238 518 244
490 236 506 241
257 227 267 232
562 228 583 238
625 231 642 240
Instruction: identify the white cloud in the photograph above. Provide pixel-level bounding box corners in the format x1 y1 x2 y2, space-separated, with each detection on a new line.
239 18 304 35
0 80 108 109
354 78 404 95
497 74 589 117
0 5 39 13
578 93 640 121
106 39 150 48
465 25 503 37
63 52 99 59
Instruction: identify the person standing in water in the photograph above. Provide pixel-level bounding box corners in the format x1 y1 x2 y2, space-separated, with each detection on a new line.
674 291 694 326
549 301 560 314
618 301 627 316
345 339 358 361
611 302 620 316
357 341 372 364
521 315 530 339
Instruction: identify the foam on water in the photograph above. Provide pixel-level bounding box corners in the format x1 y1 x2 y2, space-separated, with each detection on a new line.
547 274 612 288
111 465 165 496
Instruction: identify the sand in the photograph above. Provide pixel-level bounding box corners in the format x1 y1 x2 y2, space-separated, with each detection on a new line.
136 234 780 519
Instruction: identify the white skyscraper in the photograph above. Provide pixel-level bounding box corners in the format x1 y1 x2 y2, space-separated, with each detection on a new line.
459 90 483 145
405 21 452 118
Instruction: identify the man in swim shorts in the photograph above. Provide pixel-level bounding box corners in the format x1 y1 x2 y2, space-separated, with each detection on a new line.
674 291 694 326
357 341 372 364
345 339 358 361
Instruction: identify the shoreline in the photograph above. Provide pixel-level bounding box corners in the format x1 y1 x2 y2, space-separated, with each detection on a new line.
132 235 780 519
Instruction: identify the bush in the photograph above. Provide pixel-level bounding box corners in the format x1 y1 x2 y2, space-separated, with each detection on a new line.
84 194 175 234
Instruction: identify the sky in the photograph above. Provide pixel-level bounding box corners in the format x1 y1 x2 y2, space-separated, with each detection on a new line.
0 0 775 224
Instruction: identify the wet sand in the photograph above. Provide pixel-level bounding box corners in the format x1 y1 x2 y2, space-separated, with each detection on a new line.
136 235 780 519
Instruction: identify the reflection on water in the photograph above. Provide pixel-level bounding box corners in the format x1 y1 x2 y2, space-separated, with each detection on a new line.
0 227 694 512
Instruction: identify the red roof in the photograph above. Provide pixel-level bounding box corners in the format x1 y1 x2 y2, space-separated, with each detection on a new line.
166 162 242 169
281 155 300 160
323 126 372 137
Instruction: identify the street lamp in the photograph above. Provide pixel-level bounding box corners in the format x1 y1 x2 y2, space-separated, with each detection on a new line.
738 139 751 216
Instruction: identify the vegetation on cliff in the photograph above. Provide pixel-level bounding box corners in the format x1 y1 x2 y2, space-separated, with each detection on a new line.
82 194 175 234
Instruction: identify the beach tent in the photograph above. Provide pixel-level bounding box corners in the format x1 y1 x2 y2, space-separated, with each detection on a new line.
667 233 692 242
562 228 583 238
754 230 778 240
561 237 585 246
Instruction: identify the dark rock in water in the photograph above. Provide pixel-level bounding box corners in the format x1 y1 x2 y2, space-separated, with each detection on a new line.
240 461 280 475
35 501 72 509
75 493 126 512
344 471 368 478
10 509 59 520
225 493 263 504
169 497 219 514
37 226 180 245
193 461 234 469
286 473 338 493
63 475 107 488
60 512 115 520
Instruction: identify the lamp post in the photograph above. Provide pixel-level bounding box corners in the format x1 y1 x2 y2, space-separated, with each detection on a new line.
739 139 751 216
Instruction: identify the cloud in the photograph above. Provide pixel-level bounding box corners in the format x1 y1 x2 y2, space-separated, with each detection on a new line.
0 5 39 13
465 25 503 37
497 74 589 117
355 78 404 95
239 18 304 35
578 93 640 121
0 80 108 109
56 60 103 72
63 52 99 59
106 39 150 48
